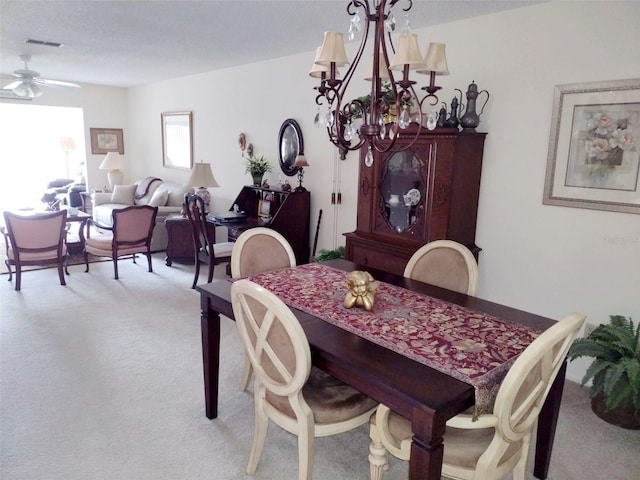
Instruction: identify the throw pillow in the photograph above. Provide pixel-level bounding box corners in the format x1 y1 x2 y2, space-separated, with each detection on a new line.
148 189 169 207
110 184 136 205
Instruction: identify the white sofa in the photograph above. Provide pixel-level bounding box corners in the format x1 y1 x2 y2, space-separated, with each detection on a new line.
92 179 192 252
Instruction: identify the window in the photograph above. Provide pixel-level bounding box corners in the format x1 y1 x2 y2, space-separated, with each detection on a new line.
0 104 86 210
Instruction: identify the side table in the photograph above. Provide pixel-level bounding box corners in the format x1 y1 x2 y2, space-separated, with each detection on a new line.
65 209 91 255
165 214 215 266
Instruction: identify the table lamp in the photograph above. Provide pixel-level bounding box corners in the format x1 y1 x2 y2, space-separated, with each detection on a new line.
99 152 125 190
293 155 309 192
187 161 219 212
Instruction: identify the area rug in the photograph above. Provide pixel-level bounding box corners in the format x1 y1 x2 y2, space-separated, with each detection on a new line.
0 234 109 275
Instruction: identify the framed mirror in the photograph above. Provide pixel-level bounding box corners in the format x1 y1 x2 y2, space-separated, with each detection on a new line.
161 111 193 170
278 118 303 176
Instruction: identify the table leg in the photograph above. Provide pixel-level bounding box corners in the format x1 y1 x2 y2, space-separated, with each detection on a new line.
534 360 567 479
409 410 446 480
200 295 221 419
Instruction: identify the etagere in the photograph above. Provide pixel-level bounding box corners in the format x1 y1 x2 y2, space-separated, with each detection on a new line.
345 126 486 275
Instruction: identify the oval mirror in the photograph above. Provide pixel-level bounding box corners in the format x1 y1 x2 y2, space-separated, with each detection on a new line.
278 119 303 176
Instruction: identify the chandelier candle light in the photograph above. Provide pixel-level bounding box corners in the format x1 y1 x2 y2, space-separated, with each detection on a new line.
99 152 125 190
310 0 449 163
187 161 219 212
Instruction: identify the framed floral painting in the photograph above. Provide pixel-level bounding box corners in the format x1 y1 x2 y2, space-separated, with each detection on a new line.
543 78 640 214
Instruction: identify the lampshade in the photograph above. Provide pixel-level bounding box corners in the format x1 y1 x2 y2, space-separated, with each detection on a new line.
315 31 349 67
99 152 125 171
309 47 331 78
293 155 309 168
59 137 76 152
187 162 219 187
390 34 425 71
417 42 449 75
364 51 390 81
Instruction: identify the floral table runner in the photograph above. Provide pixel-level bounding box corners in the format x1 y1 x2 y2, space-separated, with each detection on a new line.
245 263 542 415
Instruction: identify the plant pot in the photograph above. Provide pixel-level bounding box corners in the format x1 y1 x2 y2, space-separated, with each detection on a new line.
591 391 640 430
251 173 263 187
251 173 264 187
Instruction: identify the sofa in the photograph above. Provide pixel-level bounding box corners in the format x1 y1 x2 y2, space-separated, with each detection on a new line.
92 178 192 252
42 178 86 209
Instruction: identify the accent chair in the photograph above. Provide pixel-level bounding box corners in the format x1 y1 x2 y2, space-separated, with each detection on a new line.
83 205 157 279
2 209 68 291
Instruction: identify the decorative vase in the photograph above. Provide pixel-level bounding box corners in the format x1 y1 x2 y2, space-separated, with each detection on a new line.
459 81 490 131
251 173 263 187
591 391 640 430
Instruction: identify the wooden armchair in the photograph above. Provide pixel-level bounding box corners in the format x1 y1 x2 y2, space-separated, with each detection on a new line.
83 205 158 279
2 210 68 291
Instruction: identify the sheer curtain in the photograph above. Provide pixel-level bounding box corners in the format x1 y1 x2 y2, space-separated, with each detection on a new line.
0 103 85 211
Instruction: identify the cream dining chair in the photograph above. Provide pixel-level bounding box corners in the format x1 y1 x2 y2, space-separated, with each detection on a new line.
231 227 297 391
368 312 586 480
231 279 378 480
404 239 479 295
2 209 68 291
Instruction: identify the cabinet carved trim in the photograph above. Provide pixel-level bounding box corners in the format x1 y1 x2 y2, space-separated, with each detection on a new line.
346 127 486 275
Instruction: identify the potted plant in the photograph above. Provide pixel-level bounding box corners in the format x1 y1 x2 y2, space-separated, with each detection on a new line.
245 155 272 186
568 315 640 429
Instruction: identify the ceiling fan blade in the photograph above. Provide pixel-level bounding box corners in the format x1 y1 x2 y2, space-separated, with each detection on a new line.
2 80 21 90
35 78 81 89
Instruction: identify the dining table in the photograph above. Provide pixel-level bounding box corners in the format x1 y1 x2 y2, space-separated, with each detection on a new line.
195 259 566 480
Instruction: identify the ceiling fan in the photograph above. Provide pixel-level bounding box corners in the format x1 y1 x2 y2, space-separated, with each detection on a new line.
1 54 81 98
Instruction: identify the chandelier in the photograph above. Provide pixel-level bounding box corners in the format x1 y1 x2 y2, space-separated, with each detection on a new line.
310 0 449 164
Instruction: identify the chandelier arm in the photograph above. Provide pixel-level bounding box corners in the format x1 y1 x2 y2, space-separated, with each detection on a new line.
327 0 373 150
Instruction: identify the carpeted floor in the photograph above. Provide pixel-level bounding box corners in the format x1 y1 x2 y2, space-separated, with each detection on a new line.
1 254 639 480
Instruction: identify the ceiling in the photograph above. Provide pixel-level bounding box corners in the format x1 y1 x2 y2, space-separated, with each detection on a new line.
0 0 543 89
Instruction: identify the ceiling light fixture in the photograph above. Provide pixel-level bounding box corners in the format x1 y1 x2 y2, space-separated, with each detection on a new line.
310 0 449 163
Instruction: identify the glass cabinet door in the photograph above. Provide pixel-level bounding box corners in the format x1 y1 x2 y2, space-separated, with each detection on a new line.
379 149 425 233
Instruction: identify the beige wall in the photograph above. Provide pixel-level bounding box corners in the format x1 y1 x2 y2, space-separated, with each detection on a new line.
3 1 639 382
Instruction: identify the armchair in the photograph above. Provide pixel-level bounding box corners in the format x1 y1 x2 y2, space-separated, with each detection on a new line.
2 209 68 291
83 205 158 279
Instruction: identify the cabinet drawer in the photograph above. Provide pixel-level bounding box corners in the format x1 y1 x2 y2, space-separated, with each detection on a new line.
346 234 413 276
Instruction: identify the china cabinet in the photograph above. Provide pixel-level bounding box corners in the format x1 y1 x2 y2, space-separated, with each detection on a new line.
345 126 486 275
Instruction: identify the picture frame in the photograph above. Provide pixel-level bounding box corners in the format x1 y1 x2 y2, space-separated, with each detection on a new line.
161 111 193 170
90 128 124 154
258 199 271 217
543 78 640 214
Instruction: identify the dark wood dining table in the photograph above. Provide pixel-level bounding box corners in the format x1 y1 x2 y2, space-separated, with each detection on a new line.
196 259 566 480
